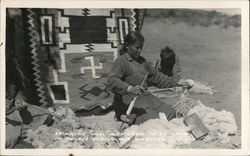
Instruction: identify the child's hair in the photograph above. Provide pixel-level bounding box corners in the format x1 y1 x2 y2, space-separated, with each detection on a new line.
160 46 176 76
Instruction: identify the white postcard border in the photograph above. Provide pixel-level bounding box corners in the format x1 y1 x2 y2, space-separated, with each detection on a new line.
0 0 249 155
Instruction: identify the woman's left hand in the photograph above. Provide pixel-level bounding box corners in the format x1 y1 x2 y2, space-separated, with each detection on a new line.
128 85 145 95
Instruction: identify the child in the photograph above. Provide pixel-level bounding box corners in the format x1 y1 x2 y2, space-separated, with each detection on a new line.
158 46 181 81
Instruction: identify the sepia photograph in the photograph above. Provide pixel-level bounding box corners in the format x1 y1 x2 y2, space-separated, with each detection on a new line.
0 0 249 156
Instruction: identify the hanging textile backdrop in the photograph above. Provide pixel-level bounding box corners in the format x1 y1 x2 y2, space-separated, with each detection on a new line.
18 8 143 110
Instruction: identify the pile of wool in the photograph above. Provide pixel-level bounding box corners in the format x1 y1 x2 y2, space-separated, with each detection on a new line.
24 125 59 148
24 107 120 149
189 81 215 95
76 111 121 132
119 99 238 148
119 113 195 149
48 106 75 119
187 101 238 143
24 126 97 148
172 94 198 117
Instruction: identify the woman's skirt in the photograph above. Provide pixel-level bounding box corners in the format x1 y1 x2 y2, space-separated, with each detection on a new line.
130 92 176 124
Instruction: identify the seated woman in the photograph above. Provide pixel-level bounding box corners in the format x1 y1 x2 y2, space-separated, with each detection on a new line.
159 46 181 81
108 31 192 125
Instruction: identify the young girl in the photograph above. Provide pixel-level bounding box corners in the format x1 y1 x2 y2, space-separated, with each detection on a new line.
159 46 181 81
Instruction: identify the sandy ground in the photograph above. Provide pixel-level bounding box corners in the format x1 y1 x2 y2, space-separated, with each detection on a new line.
141 18 241 129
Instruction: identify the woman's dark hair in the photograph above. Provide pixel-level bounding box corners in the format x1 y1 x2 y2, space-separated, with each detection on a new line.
119 31 145 55
160 46 176 76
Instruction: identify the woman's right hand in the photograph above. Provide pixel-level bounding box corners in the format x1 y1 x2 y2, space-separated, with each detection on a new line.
127 85 145 95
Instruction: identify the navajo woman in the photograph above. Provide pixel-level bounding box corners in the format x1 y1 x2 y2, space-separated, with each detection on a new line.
108 31 192 125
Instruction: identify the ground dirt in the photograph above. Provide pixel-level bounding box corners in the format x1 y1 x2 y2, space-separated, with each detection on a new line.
142 18 241 129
